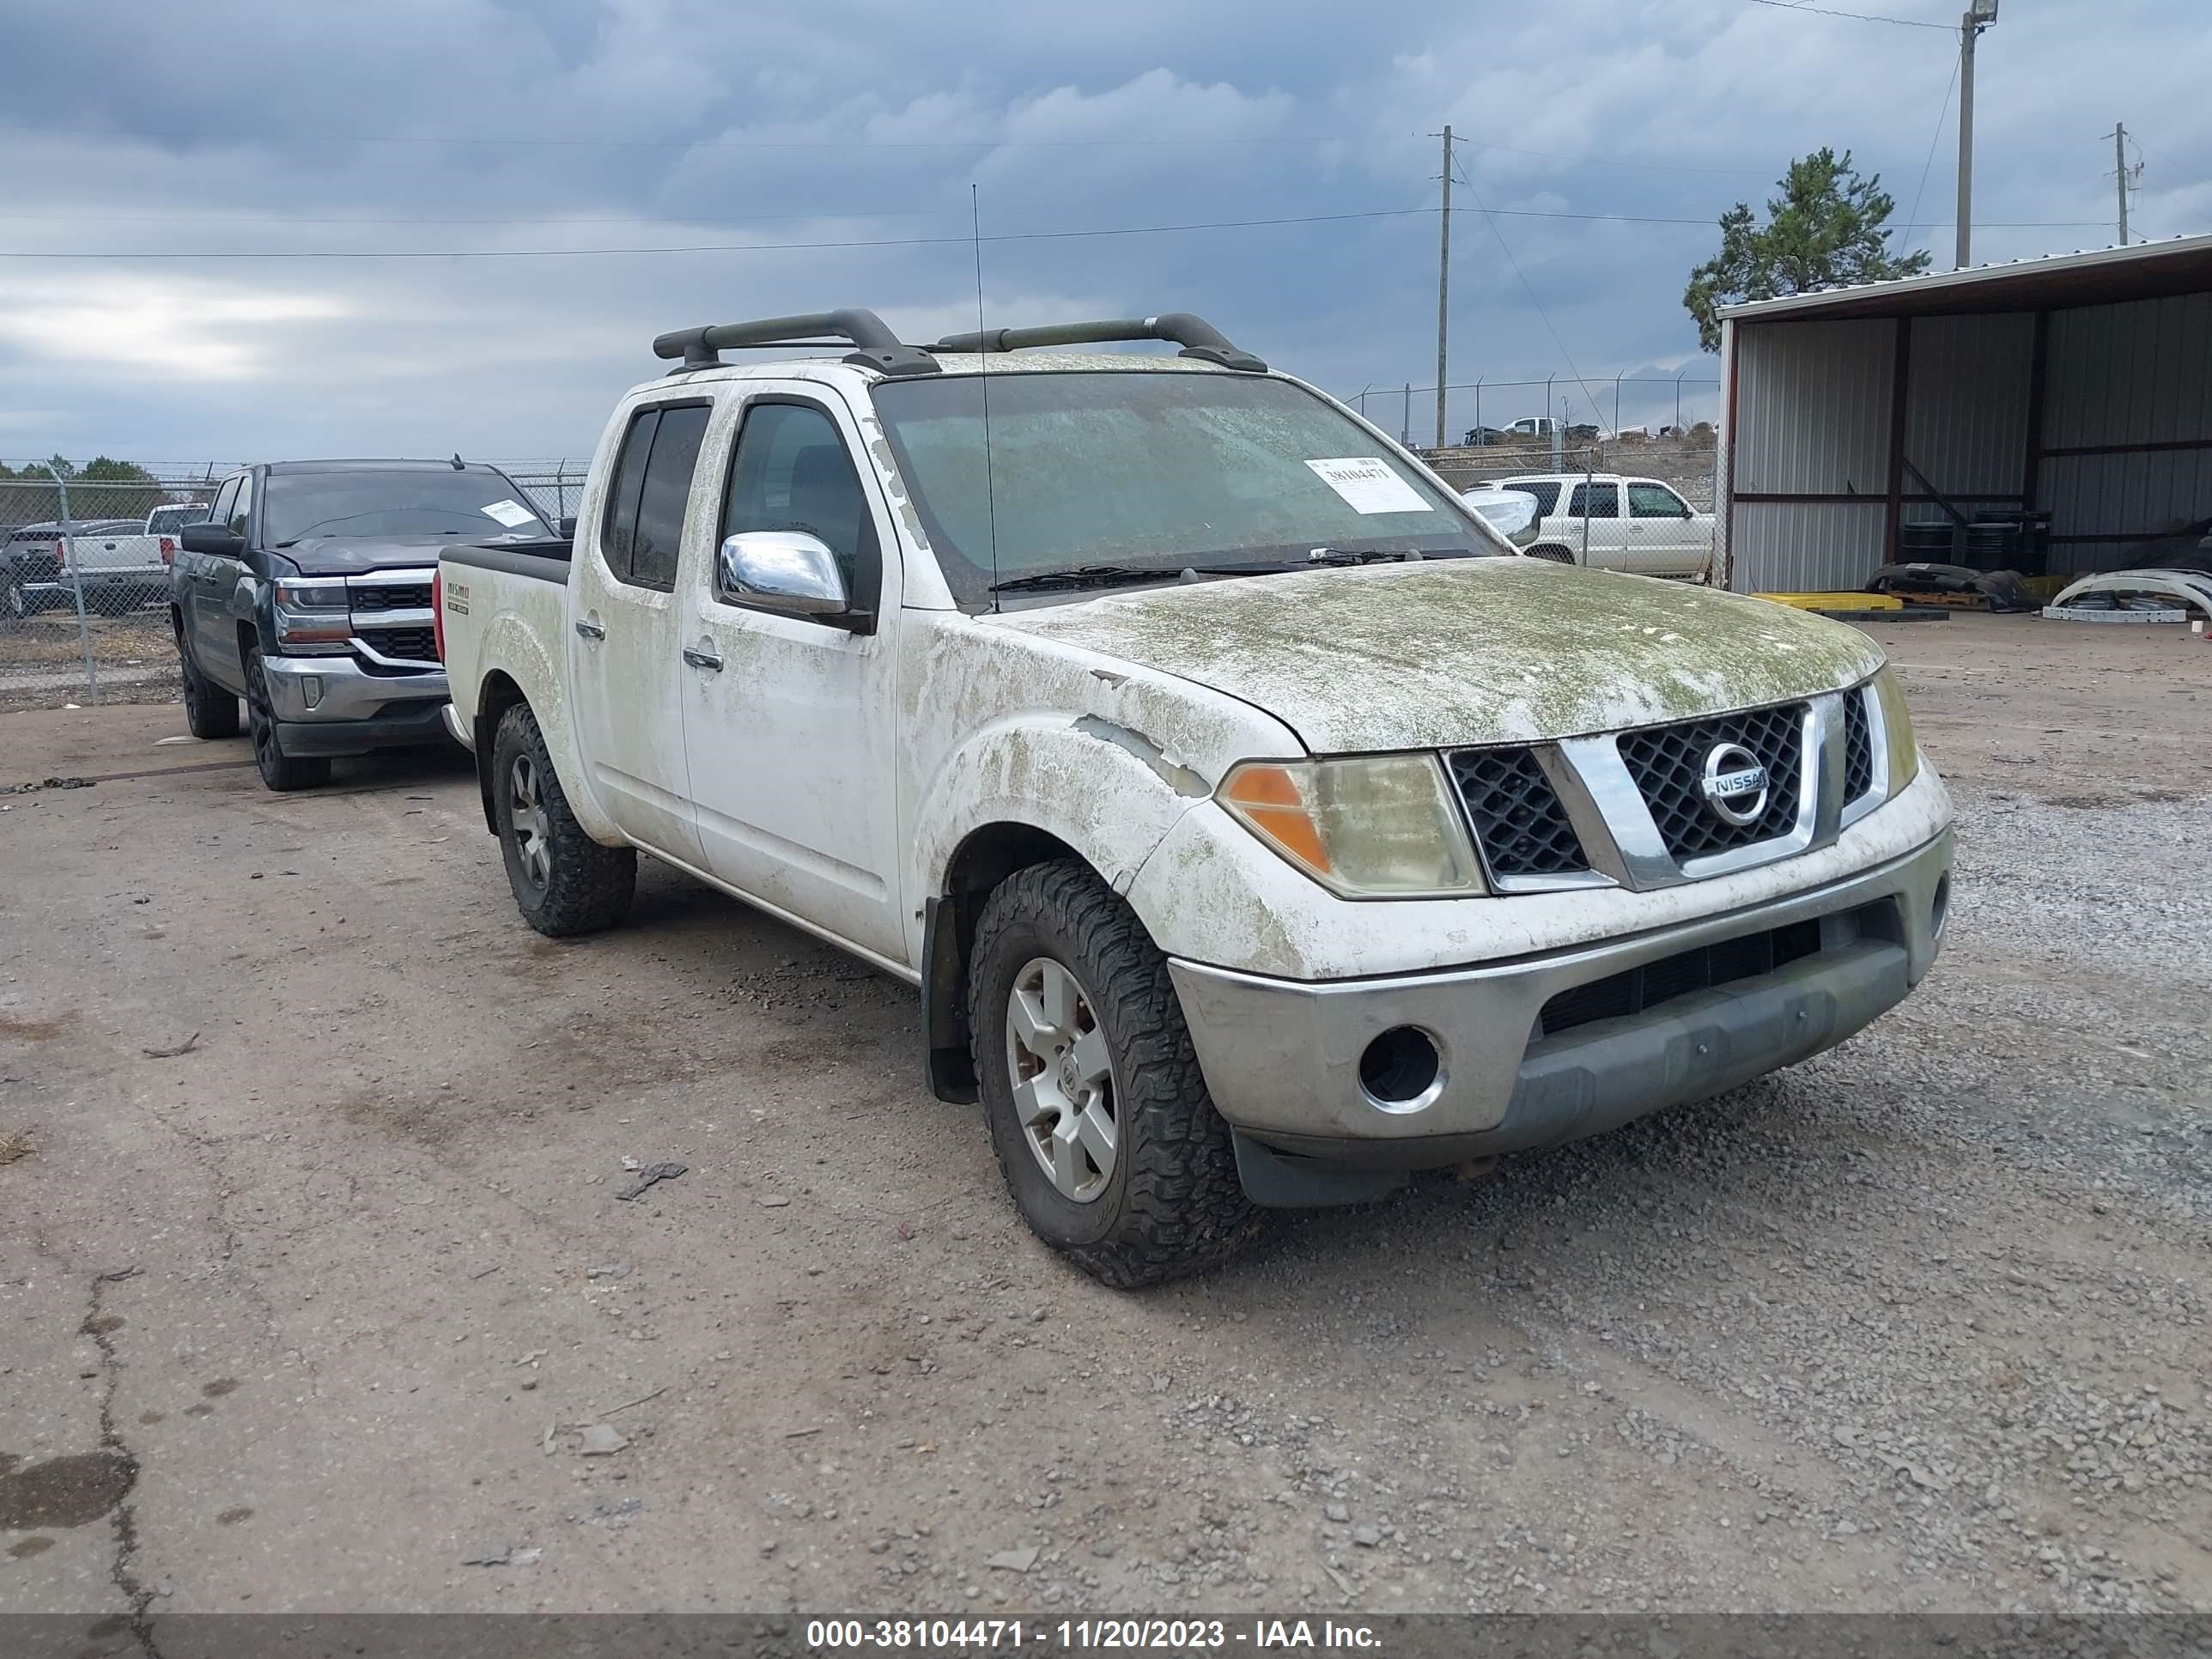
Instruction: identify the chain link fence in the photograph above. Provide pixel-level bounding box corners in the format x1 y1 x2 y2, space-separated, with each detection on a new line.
0 459 585 709
0 471 216 709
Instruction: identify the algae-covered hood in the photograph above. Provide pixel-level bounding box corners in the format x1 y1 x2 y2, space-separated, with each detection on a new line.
986 557 1886 753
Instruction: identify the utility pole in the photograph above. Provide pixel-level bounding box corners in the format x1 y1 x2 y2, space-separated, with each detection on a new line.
1435 125 1452 450
1955 0 2000 270
2108 124 2134 245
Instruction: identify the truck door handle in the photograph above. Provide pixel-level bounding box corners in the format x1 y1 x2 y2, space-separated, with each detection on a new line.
574 619 606 641
682 646 724 672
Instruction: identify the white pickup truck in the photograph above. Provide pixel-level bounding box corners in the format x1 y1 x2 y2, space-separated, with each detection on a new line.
437 309 1953 1287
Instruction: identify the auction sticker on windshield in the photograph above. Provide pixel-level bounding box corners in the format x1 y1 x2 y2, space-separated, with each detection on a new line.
1304 457 1429 514
480 499 538 528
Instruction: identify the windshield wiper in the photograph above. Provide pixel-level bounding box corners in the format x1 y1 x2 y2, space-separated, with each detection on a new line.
988 564 1233 594
1303 547 1426 565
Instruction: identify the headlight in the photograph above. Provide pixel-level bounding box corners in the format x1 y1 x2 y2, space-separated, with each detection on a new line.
1218 755 1486 898
1873 666 1921 794
273 580 353 650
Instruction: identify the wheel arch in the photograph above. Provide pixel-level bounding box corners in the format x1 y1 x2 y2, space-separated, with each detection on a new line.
923 821 1091 1104
471 670 532 835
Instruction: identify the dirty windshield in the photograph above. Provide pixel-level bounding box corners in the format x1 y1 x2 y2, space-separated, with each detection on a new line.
869 369 1498 605
264 470 550 546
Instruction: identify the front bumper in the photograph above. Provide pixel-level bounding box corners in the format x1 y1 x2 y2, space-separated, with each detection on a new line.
1169 828 1950 1176
260 652 452 757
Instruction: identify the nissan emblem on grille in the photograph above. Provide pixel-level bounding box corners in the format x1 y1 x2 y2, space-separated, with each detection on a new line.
1699 742 1770 827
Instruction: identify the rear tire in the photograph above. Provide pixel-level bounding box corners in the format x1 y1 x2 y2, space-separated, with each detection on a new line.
1527 543 1577 566
243 646 331 792
491 702 635 937
968 860 1263 1289
179 632 241 739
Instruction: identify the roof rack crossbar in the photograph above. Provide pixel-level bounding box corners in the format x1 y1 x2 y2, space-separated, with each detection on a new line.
927 313 1267 373
652 309 940 378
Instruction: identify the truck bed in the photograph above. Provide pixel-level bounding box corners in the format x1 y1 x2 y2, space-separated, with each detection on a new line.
441 538 573 583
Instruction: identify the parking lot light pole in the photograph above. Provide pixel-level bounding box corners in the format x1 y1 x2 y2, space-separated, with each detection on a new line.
42 462 98 701
1956 0 2000 270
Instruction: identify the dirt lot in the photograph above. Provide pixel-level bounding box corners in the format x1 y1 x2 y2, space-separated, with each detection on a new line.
1 613 2207 1624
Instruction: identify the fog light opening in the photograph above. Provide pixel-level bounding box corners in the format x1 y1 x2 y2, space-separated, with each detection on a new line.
301 675 324 711
1930 872 1951 941
1359 1026 1444 1115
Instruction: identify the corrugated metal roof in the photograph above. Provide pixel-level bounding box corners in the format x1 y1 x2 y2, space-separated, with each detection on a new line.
1717 233 2212 324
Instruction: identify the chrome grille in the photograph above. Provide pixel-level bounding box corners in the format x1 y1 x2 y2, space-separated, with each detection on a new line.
1842 688 1874 803
1447 747 1589 878
1617 702 1804 861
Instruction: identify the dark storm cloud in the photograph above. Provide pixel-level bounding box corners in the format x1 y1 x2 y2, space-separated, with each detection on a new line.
2 0 2203 459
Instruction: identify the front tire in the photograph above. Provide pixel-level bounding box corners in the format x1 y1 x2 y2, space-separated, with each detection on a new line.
243 646 331 792
179 632 241 739
968 860 1262 1288
490 702 635 937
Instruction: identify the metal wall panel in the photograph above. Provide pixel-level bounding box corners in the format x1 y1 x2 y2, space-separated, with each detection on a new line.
2042 447 2212 571
1727 501 1887 592
2043 291 2212 449
1904 313 2033 498
2039 291 2212 569
1731 320 1894 495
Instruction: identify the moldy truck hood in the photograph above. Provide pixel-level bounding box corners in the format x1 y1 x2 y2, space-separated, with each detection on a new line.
987 558 1885 752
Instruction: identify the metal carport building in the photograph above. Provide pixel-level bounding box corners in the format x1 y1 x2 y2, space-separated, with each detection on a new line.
1716 233 2212 592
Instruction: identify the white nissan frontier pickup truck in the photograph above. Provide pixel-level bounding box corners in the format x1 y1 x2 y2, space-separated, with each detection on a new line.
435 309 1951 1287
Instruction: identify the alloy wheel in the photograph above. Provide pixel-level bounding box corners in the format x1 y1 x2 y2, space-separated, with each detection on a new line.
1003 957 1119 1203
507 753 551 890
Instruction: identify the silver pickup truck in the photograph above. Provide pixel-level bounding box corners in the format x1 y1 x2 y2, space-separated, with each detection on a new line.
438 309 1953 1287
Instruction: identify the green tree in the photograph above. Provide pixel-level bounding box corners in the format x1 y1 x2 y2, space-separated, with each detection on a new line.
1684 148 1931 351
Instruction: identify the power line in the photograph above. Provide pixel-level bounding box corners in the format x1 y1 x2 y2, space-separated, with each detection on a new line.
0 200 2109 259
1898 37 1964 253
1450 156 1607 430
0 120 1305 152
0 208 1433 260
0 116 1901 181
1745 0 1955 28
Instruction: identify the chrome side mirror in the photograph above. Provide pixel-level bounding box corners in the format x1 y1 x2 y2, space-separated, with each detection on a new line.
715 532 870 631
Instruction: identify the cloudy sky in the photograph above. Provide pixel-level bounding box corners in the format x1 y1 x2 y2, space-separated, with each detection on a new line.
3 0 2205 469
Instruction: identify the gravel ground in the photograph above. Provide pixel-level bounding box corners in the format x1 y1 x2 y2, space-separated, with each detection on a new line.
0 613 2206 1623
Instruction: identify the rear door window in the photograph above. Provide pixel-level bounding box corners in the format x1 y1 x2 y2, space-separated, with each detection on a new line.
601 404 709 589
208 477 240 533
226 474 255 540
1567 483 1619 519
629 405 710 590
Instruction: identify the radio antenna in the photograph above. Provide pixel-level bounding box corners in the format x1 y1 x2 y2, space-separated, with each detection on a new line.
972 183 1001 608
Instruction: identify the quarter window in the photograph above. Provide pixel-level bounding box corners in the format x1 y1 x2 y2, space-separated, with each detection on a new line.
1566 483 1619 520
720 402 880 614
1507 480 1560 515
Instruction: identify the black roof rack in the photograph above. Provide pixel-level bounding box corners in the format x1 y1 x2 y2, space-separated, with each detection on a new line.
928 313 1266 373
653 309 939 378
651 308 1267 380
